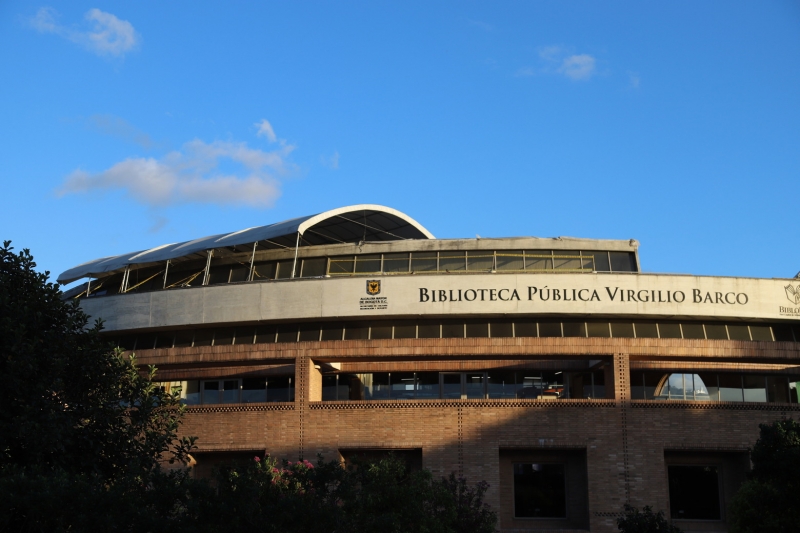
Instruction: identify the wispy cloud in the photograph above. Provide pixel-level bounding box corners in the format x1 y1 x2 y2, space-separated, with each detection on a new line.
466 19 494 32
58 123 296 208
255 119 278 142
521 45 597 81
30 7 139 57
558 54 596 81
628 71 641 89
85 114 157 149
321 151 339 169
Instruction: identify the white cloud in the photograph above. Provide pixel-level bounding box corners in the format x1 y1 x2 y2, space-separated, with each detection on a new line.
59 136 295 208
30 7 139 57
628 71 641 89
321 151 339 169
558 54 596 81
514 66 535 78
255 119 278 142
86 114 156 149
538 45 564 62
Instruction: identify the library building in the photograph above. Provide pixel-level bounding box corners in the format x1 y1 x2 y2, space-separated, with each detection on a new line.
60 205 800 532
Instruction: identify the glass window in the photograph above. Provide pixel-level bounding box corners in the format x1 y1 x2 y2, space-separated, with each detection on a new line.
488 371 519 399
207 265 231 285
589 251 610 272
301 258 327 277
328 256 354 275
586 322 608 338
418 323 440 339
193 330 213 347
252 261 277 280
553 250 582 271
610 322 635 338
668 465 721 520
362 373 390 400
382 253 409 273
564 321 587 337
391 372 416 400
750 326 773 342
275 260 295 279
541 371 564 399
322 375 338 401
658 373 686 400
344 324 369 340
697 373 719 401
609 252 637 272
321 324 344 341
514 463 567 518
155 333 174 349
442 321 464 339
767 376 789 403
229 264 250 283
242 378 267 403
687 374 711 401
519 373 543 399
705 324 728 340
266 376 294 402
489 321 513 338
370 323 393 340
439 251 466 271
137 335 156 350
634 322 659 338
790 377 800 404
416 372 440 399
743 375 767 402
298 324 320 342
466 251 493 271
214 328 235 346
464 373 486 399
184 381 201 405
525 251 552 271
658 323 682 339
592 370 606 399
514 321 538 338
643 372 662 400
538 322 562 338
393 322 416 339
495 251 523 271
276 325 298 343
466 321 489 338
682 324 705 340
235 328 254 345
719 374 743 402
773 325 795 342
630 372 645 400
255 326 275 344
202 381 220 404
727 324 751 341
354 254 381 274
441 373 462 399
221 380 240 403
410 252 437 272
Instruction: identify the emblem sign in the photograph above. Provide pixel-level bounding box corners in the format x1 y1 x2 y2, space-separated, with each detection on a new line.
786 284 800 305
366 280 381 296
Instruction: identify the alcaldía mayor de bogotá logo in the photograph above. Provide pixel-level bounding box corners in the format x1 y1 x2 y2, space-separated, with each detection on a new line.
366 280 381 296
786 284 800 305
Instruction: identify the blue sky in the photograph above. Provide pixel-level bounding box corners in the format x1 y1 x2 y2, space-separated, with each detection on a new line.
1 1 799 286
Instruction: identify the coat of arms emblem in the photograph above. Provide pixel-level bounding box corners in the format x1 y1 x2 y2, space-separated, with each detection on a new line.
786 285 800 305
366 280 381 296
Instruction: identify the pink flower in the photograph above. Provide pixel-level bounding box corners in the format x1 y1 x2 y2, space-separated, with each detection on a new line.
254 456 261 462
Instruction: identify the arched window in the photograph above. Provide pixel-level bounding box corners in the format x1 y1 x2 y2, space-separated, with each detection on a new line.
655 373 711 401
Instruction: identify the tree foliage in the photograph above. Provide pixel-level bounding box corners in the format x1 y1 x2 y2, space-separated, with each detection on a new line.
617 505 682 533
202 453 497 533
729 418 800 533
0 241 498 533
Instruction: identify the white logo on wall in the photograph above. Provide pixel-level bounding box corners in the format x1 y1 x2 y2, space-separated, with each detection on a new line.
786 285 800 305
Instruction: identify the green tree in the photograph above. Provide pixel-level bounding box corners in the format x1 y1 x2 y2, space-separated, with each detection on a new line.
0 241 197 532
617 504 682 533
203 453 498 533
729 418 800 533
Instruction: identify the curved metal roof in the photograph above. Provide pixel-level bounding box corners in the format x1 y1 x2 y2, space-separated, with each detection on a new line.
57 204 434 284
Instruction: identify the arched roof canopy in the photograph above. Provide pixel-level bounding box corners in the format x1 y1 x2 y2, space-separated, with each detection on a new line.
57 205 434 284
